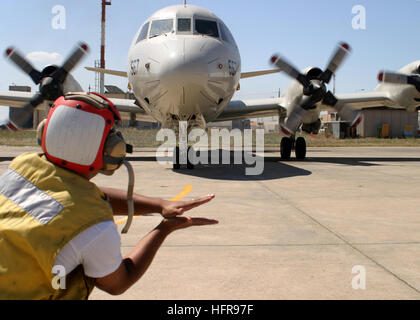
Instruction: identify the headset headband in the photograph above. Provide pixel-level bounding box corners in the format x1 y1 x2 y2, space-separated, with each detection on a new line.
64 92 121 121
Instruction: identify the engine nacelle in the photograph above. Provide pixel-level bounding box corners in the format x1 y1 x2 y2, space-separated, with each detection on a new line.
302 118 321 134
40 65 83 95
8 66 84 129
376 60 420 111
304 67 323 81
283 67 324 114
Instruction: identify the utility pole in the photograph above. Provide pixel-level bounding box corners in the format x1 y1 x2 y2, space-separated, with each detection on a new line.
100 0 112 94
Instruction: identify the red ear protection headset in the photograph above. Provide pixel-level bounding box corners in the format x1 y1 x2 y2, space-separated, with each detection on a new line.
37 92 135 233
37 92 130 175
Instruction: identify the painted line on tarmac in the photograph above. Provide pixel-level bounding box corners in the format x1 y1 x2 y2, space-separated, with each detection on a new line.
114 185 193 225
169 184 193 201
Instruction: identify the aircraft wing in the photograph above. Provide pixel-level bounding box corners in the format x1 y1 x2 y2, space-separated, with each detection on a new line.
107 98 156 122
85 67 280 79
0 90 155 122
85 67 127 77
320 91 397 111
213 98 285 122
240 69 281 79
0 90 46 109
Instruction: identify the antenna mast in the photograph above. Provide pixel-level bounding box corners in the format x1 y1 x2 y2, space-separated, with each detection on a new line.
100 0 112 95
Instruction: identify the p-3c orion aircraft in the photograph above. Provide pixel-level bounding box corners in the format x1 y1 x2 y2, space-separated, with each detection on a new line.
1 2 420 169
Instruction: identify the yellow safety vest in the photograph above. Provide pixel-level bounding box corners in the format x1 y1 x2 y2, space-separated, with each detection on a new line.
0 152 114 300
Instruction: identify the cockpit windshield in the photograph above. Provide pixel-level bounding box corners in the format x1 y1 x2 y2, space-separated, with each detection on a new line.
195 19 219 38
178 18 191 32
149 19 174 38
219 22 236 47
136 22 149 43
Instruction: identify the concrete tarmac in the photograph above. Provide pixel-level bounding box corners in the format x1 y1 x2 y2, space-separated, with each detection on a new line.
0 146 419 299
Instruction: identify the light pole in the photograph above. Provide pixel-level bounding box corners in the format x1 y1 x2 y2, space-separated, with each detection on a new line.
100 0 112 94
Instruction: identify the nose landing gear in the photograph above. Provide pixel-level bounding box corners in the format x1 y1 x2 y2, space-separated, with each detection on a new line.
173 146 195 170
280 136 306 160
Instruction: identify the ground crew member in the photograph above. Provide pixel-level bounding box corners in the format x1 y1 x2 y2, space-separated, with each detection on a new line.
0 92 217 299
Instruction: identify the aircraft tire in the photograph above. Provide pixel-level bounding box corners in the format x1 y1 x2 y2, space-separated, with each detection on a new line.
280 137 292 160
173 146 181 170
187 146 195 170
295 137 306 160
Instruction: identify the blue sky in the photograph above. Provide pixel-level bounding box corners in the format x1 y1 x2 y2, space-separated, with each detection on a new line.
0 0 419 121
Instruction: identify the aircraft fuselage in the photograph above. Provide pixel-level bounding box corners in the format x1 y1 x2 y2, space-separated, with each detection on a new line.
127 5 241 129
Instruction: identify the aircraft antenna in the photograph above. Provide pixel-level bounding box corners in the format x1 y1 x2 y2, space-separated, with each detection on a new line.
100 0 112 94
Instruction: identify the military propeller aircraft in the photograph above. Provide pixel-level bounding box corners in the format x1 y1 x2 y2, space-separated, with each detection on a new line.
1 3 420 169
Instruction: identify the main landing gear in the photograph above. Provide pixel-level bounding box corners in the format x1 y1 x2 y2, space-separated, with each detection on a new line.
280 136 306 160
173 146 195 170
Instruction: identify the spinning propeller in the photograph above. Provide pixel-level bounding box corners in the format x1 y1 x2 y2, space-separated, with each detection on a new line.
270 42 362 136
4 42 89 128
378 70 420 92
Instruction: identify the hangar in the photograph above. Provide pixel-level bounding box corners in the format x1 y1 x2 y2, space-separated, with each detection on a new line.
357 108 418 138
322 109 419 138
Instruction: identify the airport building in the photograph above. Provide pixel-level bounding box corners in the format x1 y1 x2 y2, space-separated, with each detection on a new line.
322 109 419 138
207 119 251 131
357 108 418 138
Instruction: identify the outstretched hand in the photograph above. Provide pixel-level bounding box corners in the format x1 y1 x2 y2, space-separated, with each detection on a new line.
161 215 218 232
159 194 217 232
161 194 215 218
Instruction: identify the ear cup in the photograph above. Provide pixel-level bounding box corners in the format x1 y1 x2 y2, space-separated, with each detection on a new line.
36 119 47 147
100 130 127 175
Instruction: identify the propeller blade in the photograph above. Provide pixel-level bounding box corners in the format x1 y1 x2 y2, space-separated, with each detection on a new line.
56 42 89 82
26 93 45 109
10 109 34 129
281 105 307 136
378 71 409 84
335 102 362 128
322 90 338 107
10 94 44 128
5 47 42 84
322 91 361 128
378 71 420 93
5 42 89 122
319 42 351 83
270 55 311 88
5 121 20 132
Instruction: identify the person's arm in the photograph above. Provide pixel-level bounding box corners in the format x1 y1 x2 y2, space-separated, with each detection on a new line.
100 187 165 215
93 215 218 295
100 186 214 218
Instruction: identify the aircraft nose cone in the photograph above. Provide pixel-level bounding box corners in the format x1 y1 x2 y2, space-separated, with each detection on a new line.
141 37 232 121
156 39 211 117
159 39 207 86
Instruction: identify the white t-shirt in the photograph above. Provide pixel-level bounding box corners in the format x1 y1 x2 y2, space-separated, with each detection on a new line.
53 221 123 278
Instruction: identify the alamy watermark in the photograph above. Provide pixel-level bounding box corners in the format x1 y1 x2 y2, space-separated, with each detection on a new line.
352 5 366 30
52 5 66 30
156 122 265 175
51 265 66 290
352 265 366 290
